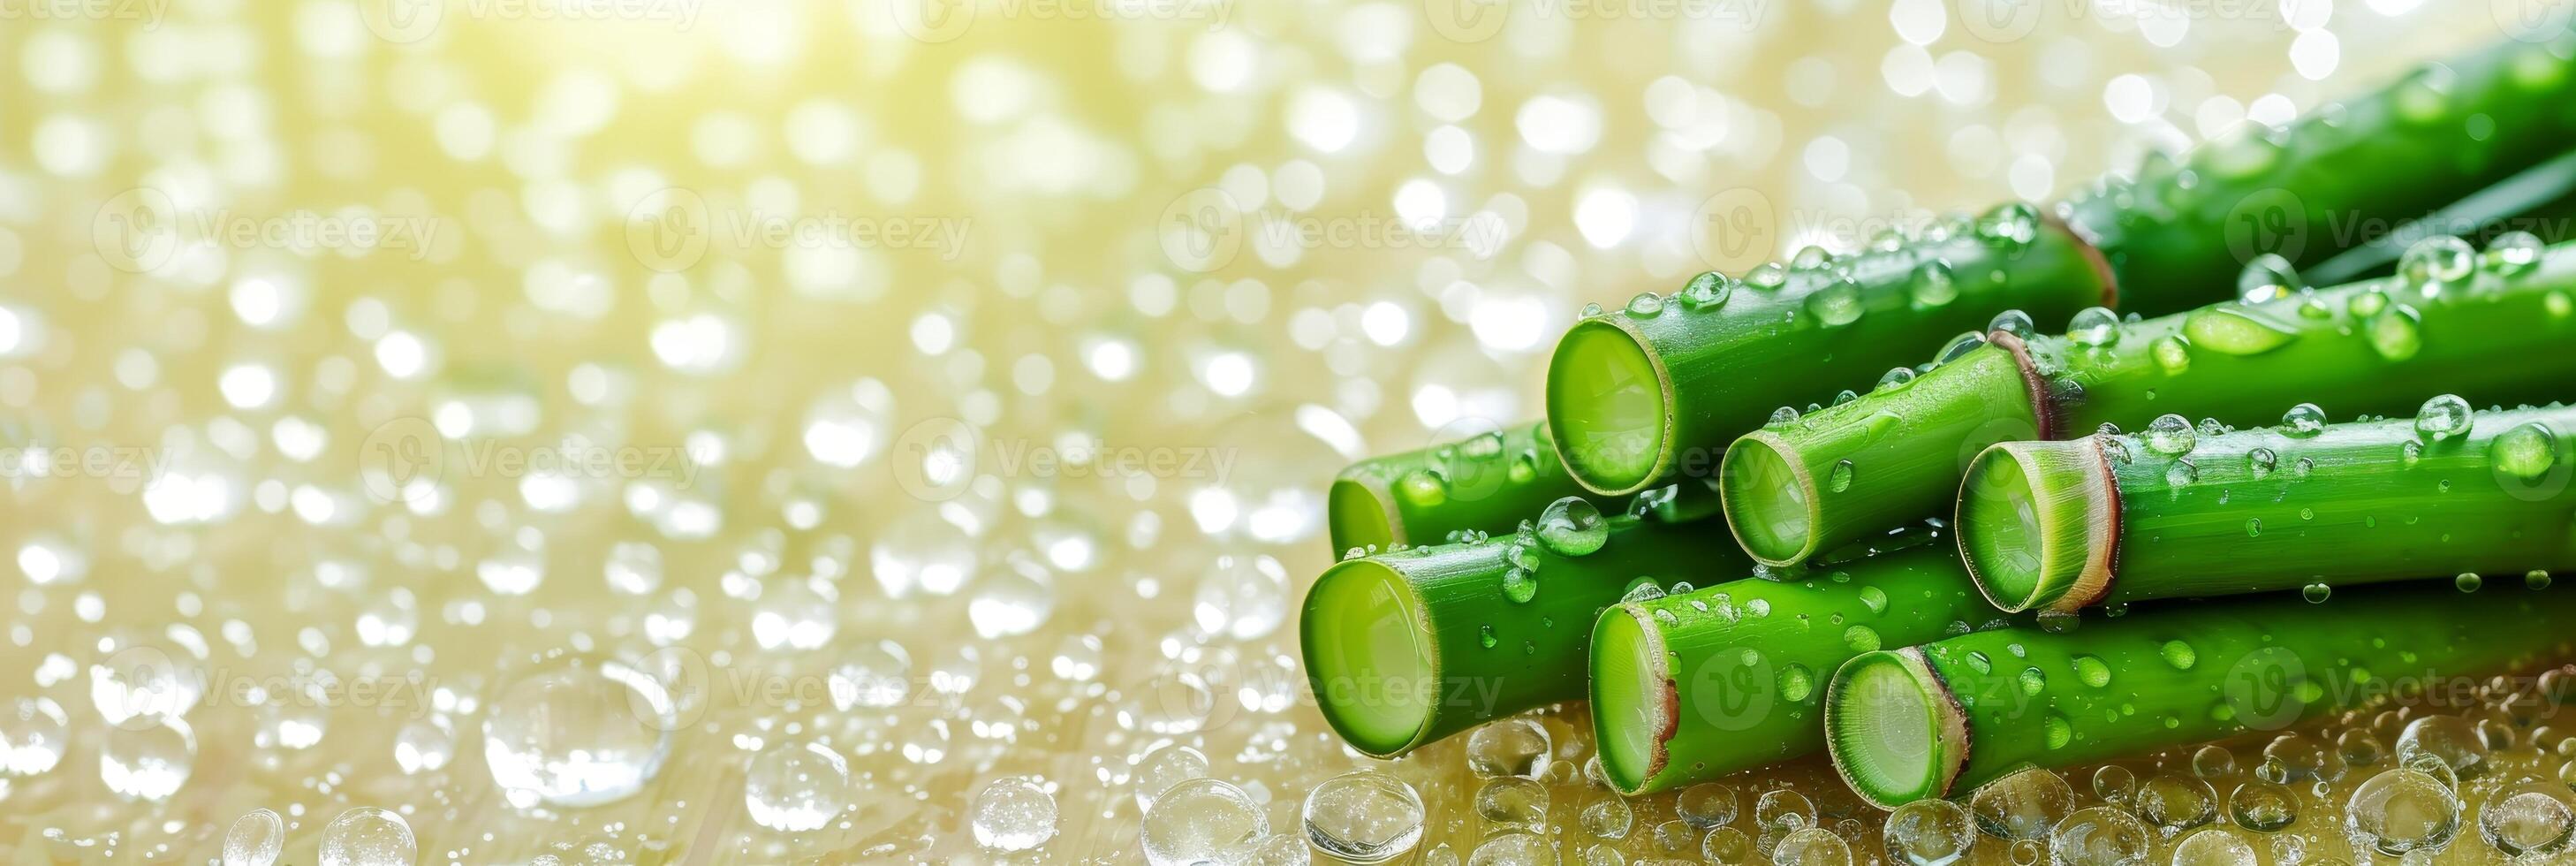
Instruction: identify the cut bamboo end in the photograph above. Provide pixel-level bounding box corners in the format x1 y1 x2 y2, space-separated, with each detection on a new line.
1325 475 1404 552
1546 316 1673 497
1588 604 1674 796
1719 430 1822 567
1825 649 1968 809
1299 558 1438 757
1957 439 2118 613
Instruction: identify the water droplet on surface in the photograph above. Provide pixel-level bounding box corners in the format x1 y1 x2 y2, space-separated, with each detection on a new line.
1500 567 1537 604
829 640 913 710
2072 655 2112 687
1678 271 1736 308
1701 826 1756 864
2049 805 2150 866
2368 304 2423 361
1885 798 1974 866
1971 768 2074 840
2345 768 2462 856
481 655 674 808
2238 253 2303 303
2144 414 2197 455
1625 292 1664 317
1772 827 1852 866
1304 771 1424 863
2182 307 2296 355
1535 497 1607 556
1140 778 1267 866
2151 335 2192 373
2397 715 2489 779
2164 459 2199 487
101 715 194 801
319 807 415 866
2138 773 2219 832
1133 743 1211 810
2230 780 2300 832
1746 262 1789 290
1 696 69 775
2492 422 2557 480
1977 202 2038 248
971 775 1059 851
1876 367 1916 392
1936 330 1989 366
1466 718 1551 778
1911 261 1959 308
2457 572 2483 592
2302 582 2333 603
1989 309 2035 339
2487 231 2545 277
2066 307 2119 346
1469 832 1549 866
1474 777 1549 829
746 741 852 833
223 809 285 866
2480 780 2576 857
2415 394 2473 441
393 717 454 775
1827 460 1855 493
1806 277 1863 327
2161 640 2198 670
1580 796 1635 840
2399 235 2477 292
2170 828 2260 866
2246 447 2277 478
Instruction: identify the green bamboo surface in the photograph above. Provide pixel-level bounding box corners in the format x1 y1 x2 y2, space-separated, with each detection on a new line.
1299 513 1753 757
1588 544 1994 795
1326 421 1610 554
1824 579 2576 808
1731 241 2576 566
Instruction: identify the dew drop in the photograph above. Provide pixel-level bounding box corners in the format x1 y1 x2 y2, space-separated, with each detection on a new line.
970 775 1059 852
1678 272 1736 309
2237 253 2303 303
2150 335 2192 374
2368 304 2423 361
1303 771 1424 862
2065 307 2119 346
2182 307 2296 355
2144 414 2197 455
1626 292 1665 317
2398 235 2477 292
318 807 415 866
2491 422 2557 480
2303 582 2331 604
223 809 285 866
1911 261 1959 308
746 741 852 833
1828 460 1855 493
1806 277 1863 327
1535 496 1607 556
2414 394 2472 441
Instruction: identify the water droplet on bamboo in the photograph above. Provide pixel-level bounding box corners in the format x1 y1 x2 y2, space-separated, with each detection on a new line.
2487 231 2544 277
2238 254 2303 303
2303 582 2331 603
1807 277 1863 327
1828 460 1855 493
2457 573 2483 592
1936 331 1989 366
2145 414 2196 455
2247 447 2277 478
1911 261 1959 308
2491 422 2557 480
2368 304 2423 361
2182 307 2295 355
2151 335 2192 374
1678 272 1735 309
2281 403 2327 437
2399 235 2476 294
2164 459 2198 487
1977 203 2039 249
1989 309 2034 339
1536 497 1606 556
2414 394 2472 441
2066 308 2119 347
1876 367 1916 392
1626 292 1665 317
1501 568 1536 604
2161 641 2198 670
1746 262 1788 290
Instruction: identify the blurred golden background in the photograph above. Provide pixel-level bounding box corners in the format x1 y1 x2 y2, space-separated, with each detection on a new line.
0 0 2565 862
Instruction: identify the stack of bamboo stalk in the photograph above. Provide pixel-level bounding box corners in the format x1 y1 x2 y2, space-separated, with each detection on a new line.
1298 30 2576 809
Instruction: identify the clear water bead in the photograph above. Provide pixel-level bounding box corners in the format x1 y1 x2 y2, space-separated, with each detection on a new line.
0 696 69 775
1772 827 1852 866
1133 742 1212 810
2049 805 2150 866
2238 253 2303 303
2414 394 2473 441
971 776 1060 851
1466 718 1551 778
1139 778 1267 866
2345 768 2462 855
1884 798 1974 866
1625 292 1664 317
828 640 913 710
2399 234 2477 291
319 807 416 866
1534 497 1606 557
745 741 852 832
222 808 285 866
2480 780 2576 857
2281 403 2328 437
1678 272 1735 309
1970 768 2073 840
100 716 194 801
481 655 675 808
2143 414 2197 455
2065 307 2119 346
2488 230 2545 277
2170 828 2259 866
1303 771 1424 863
1678 782 1739 827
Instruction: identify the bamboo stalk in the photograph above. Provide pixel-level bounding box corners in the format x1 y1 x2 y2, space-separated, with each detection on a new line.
1588 543 1995 795
1824 580 2576 809
1299 512 1752 757
1549 30 2576 500
1327 421 1613 554
1959 401 2576 613
1724 239 2576 566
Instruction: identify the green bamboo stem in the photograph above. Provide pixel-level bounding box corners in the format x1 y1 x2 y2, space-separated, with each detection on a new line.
1724 239 2576 566
1588 544 1996 795
1550 30 2576 500
1824 579 2576 809
1328 421 1611 554
1960 402 2576 614
1300 511 1753 757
